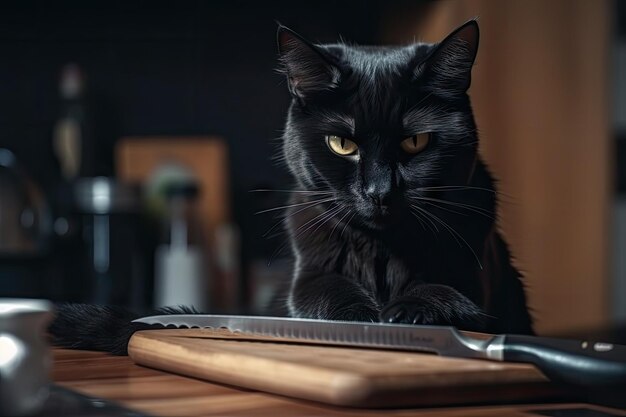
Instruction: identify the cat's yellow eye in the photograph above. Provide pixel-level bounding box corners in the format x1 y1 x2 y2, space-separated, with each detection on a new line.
400 133 430 154
326 135 358 157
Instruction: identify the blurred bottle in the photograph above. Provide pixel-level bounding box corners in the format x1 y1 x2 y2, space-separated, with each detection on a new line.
73 177 143 307
51 64 95 303
154 181 209 311
53 64 95 180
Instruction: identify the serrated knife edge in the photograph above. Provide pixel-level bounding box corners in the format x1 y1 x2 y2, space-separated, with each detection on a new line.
132 314 499 360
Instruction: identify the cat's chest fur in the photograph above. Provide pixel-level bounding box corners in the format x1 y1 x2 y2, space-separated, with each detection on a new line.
286 196 482 306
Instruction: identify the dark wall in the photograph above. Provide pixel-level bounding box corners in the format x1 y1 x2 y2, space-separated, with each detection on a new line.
0 1 429 305
0 0 410 183
0 1 426 255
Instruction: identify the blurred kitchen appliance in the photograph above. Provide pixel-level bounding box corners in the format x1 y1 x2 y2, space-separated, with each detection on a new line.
154 179 208 311
116 137 238 311
0 298 54 416
0 149 50 257
73 177 145 307
116 138 229 243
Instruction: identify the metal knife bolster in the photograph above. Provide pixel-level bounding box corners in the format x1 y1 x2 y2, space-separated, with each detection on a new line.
132 314 504 361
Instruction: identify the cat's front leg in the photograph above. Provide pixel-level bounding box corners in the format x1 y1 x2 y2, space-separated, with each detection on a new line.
380 284 485 331
289 271 380 322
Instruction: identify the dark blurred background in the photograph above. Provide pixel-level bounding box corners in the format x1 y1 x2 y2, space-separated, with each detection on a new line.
0 0 623 336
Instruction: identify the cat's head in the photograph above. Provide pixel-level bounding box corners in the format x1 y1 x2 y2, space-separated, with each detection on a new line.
279 21 480 229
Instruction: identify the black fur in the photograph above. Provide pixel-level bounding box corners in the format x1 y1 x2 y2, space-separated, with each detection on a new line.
50 304 199 355
278 20 533 334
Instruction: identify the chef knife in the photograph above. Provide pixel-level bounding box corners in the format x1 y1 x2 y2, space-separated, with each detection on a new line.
133 314 626 387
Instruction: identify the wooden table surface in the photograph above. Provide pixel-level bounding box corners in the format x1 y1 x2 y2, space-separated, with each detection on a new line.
53 348 626 417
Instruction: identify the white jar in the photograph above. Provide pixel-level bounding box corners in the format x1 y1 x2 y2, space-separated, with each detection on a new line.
0 299 53 416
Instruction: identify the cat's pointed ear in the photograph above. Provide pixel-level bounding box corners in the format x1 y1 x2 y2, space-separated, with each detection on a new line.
277 25 340 101
416 20 479 96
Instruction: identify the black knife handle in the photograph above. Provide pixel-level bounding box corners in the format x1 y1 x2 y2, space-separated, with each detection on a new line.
502 335 626 387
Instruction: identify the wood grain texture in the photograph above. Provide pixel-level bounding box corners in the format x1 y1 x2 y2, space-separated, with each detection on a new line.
116 137 229 232
127 329 559 408
53 348 626 417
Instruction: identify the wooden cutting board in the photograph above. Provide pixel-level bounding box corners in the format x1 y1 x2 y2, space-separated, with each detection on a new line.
128 329 563 408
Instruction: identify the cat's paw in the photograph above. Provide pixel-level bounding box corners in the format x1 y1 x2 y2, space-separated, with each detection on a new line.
380 285 485 330
329 305 380 323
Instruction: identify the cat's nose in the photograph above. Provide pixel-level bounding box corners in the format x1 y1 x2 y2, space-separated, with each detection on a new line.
366 187 392 209
364 163 394 210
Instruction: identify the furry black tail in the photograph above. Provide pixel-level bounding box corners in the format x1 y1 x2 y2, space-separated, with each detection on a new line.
49 303 199 355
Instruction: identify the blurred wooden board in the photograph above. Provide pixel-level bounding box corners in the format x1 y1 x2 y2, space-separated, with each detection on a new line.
128 329 561 408
116 136 229 234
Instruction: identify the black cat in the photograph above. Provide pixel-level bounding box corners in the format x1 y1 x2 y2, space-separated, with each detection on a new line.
51 20 533 356
278 20 532 334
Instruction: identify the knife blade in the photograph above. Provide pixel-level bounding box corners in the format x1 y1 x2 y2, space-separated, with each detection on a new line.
132 314 626 387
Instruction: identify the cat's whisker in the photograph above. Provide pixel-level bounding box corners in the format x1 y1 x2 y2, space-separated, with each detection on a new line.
267 244 289 267
415 204 462 239
263 213 290 238
411 203 462 246
411 204 483 270
250 189 334 195
415 185 514 200
306 205 345 241
419 200 467 217
408 208 428 233
262 230 289 240
339 211 357 238
426 209 483 270
426 196 494 215
423 197 494 219
262 197 337 238
409 206 439 235
292 205 338 236
266 209 331 265
411 196 494 220
267 204 344 264
255 197 336 215
328 208 352 242
296 204 344 239
409 91 434 110
416 185 496 192
408 208 428 232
